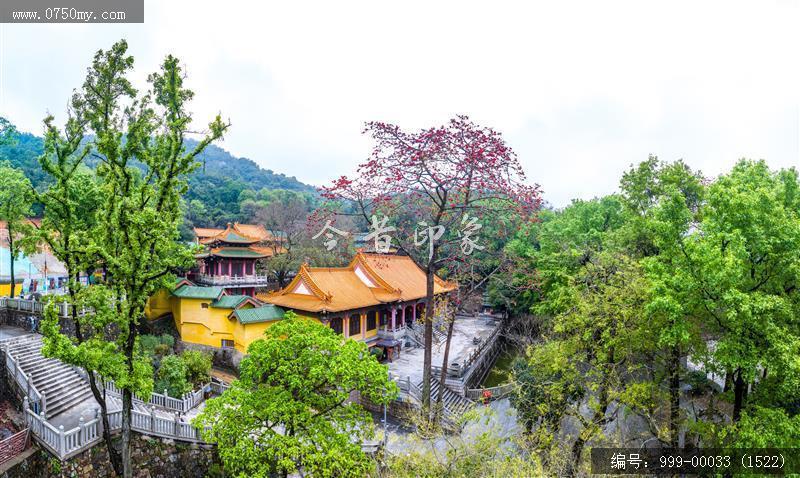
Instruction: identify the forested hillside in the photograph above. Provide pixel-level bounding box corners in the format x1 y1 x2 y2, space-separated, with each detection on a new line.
0 128 316 227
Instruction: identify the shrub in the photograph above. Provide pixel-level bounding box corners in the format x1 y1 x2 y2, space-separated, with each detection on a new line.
182 350 212 386
156 354 191 397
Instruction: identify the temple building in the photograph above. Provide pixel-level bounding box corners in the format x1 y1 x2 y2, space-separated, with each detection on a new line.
188 223 281 296
260 252 457 360
146 277 285 355
148 251 456 363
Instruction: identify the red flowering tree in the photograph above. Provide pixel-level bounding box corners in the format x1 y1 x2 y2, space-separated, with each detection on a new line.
321 116 541 420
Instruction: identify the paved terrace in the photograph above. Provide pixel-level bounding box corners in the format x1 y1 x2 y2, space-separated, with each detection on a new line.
389 315 500 386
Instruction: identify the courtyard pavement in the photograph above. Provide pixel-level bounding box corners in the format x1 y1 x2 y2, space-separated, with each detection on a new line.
388 315 499 384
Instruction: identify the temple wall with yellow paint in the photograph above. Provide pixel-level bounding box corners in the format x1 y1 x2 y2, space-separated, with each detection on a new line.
146 290 285 354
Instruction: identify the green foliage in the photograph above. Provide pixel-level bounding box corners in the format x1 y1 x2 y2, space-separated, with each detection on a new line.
499 195 629 317
0 161 34 297
506 156 800 468
0 118 314 229
720 407 800 447
140 334 175 357
379 414 543 478
181 349 212 387
36 39 228 476
195 313 398 478
0 117 17 147
155 354 191 397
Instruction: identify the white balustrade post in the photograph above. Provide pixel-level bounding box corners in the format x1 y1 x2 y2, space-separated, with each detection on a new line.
174 413 180 436
150 406 156 432
59 425 65 455
79 417 85 444
23 395 28 412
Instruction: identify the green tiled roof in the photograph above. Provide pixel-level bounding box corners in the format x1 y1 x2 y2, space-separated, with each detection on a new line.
211 295 250 309
222 231 257 243
172 285 224 300
211 247 269 258
233 305 285 324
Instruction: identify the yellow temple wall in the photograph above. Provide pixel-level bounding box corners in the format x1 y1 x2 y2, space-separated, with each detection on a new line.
175 298 236 350
145 288 173 319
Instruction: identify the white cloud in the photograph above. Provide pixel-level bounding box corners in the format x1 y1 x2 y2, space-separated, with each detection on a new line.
1 0 798 206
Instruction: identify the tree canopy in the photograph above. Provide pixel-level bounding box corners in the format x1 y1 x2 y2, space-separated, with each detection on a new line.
195 313 398 478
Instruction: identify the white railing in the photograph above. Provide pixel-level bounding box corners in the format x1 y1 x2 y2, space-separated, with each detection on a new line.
209 381 229 395
24 398 207 459
432 325 502 379
465 382 516 401
103 379 206 414
2 340 46 415
193 274 271 286
0 297 91 318
114 408 205 443
23 399 102 459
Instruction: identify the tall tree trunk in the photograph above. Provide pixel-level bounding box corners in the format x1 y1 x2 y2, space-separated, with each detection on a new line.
434 313 456 422
121 310 138 478
668 344 681 448
421 267 435 417
8 225 15 298
69 271 123 476
732 368 745 422
723 368 733 393
567 378 611 478
122 389 133 478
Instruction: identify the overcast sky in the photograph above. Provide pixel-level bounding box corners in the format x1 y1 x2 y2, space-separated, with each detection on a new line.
1 0 798 206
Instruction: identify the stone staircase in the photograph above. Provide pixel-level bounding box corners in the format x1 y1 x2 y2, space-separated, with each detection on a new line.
420 378 474 418
407 322 447 346
5 336 94 419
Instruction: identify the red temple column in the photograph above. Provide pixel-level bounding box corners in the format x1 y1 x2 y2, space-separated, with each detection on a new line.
391 308 396 331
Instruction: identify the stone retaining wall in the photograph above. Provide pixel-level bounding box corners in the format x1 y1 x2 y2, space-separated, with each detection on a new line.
0 434 222 478
0 309 74 337
177 340 244 369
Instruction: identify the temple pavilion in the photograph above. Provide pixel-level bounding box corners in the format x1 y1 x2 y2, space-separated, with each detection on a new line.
189 223 281 296
260 251 457 360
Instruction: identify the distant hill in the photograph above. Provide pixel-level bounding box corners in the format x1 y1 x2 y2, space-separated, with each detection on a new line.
0 130 317 227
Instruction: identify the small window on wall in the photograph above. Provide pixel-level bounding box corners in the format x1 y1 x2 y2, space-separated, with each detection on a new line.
221 339 234 349
201 303 209 309
349 314 361 336
367 311 377 331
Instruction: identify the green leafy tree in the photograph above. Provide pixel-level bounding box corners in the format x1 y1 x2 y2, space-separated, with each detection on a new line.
155 354 191 397
619 157 706 446
688 160 800 422
38 39 227 478
0 161 34 297
0 117 17 146
518 252 649 477
195 313 398 478
181 349 211 386
501 196 628 318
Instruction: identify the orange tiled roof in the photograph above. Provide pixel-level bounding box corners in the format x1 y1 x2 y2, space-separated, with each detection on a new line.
194 223 275 244
357 252 457 300
260 252 456 314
